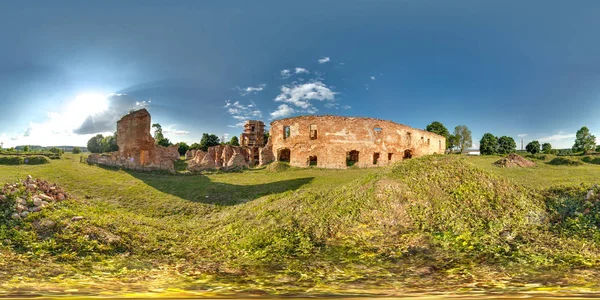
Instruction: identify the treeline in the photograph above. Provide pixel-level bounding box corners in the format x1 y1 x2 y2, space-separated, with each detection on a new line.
478 126 599 155
86 122 249 156
424 121 473 153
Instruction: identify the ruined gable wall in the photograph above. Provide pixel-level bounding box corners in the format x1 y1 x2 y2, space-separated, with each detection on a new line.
87 109 177 173
267 115 445 169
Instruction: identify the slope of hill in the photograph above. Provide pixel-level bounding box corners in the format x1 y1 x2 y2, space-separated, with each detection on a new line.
1 154 599 296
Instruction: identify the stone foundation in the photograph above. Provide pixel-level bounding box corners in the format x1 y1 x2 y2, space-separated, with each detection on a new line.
187 144 255 171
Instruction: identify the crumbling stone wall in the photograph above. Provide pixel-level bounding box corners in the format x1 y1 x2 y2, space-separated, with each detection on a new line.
261 115 445 169
187 144 254 171
87 109 179 173
185 149 197 160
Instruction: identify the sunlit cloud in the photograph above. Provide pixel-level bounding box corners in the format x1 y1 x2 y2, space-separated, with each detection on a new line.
318 57 330 64
270 104 296 119
237 84 266 96
224 100 262 127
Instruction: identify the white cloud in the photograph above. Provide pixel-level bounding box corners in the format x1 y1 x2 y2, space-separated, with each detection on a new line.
318 57 331 64
537 131 576 149
281 69 292 78
135 100 151 107
163 125 190 136
517 134 528 138
224 100 262 127
274 82 337 112
370 76 376 80
270 104 296 119
295 68 309 74
538 132 575 143
342 105 352 109
75 94 149 135
238 84 266 96
2 93 150 147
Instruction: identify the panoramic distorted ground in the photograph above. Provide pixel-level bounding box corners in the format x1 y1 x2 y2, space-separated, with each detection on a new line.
1 153 600 297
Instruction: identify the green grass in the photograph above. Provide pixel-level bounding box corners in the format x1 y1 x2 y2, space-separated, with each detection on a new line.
467 155 600 189
2 153 600 297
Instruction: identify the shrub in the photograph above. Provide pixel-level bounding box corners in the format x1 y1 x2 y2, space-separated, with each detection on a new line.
582 156 600 165
0 156 24 165
0 155 50 165
48 147 63 156
25 156 51 165
557 149 573 156
72 147 82 154
547 157 583 166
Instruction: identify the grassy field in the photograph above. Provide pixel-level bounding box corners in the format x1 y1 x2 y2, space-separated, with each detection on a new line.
1 153 600 297
466 154 600 189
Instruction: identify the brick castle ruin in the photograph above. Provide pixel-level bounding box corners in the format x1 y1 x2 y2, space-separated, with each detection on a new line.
87 109 180 172
187 116 445 170
87 109 444 172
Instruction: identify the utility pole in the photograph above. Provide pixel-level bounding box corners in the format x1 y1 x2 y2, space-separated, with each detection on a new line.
521 139 524 151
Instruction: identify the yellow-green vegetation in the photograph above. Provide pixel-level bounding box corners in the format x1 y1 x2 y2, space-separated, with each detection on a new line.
0 155 51 165
1 153 600 297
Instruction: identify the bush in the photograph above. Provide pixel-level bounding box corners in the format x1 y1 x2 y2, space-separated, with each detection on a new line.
0 156 24 165
25 156 51 165
557 149 573 156
72 147 82 154
547 157 583 166
48 147 63 156
582 156 600 165
0 155 50 165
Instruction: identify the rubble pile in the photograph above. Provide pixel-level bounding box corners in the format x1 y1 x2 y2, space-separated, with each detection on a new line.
0 175 69 220
494 153 536 168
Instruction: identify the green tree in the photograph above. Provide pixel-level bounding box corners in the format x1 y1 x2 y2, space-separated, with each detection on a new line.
264 132 270 145
199 133 220 151
542 143 553 154
526 140 541 154
22 145 30 152
229 136 240 146
446 134 457 152
48 147 62 154
497 136 517 154
102 134 118 152
178 142 190 155
189 142 201 150
479 133 498 155
573 126 596 153
87 134 104 153
453 125 472 153
152 123 164 142
596 145 600 152
72 147 82 154
426 121 451 148
157 138 172 147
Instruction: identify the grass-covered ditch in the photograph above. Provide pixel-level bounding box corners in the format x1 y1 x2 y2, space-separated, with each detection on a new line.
1 153 600 296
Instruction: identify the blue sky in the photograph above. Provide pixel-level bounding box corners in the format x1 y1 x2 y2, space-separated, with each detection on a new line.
1 0 599 149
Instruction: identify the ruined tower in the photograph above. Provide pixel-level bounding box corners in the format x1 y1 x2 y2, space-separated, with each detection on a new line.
240 120 265 147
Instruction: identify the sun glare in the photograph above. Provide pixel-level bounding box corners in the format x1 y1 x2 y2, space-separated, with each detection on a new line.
71 93 109 117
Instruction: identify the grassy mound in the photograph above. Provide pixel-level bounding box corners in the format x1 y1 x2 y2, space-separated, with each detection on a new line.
265 161 291 172
582 156 600 164
0 155 51 165
2 154 600 294
548 157 584 166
